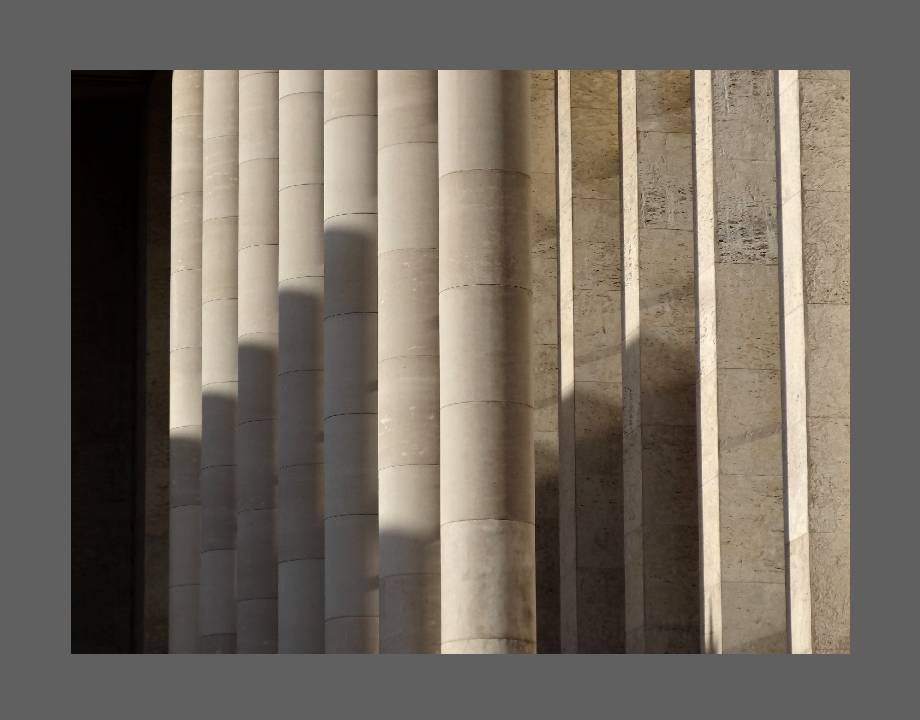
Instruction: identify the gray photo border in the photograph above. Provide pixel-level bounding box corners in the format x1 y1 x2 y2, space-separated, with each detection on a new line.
10 0 911 716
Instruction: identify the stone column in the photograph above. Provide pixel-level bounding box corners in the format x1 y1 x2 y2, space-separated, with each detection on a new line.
529 70 560 654
377 70 440 653
557 70 624 654
237 69 279 653
438 70 535 654
777 70 850 654
199 70 238 653
699 70 787 654
169 69 203 653
278 70 325 653
323 70 379 653
623 70 700 653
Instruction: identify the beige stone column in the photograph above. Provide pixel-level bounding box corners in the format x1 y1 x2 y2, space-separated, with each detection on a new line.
377 70 439 653
623 70 699 653
777 70 850 654
169 69 203 653
438 70 535 654
278 70 325 653
556 70 624 654
529 70 560 653
199 70 239 653
323 70 379 653
693 70 787 654
237 69 279 653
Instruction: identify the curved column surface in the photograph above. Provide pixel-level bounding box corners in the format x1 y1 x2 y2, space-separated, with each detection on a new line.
377 70 440 653
278 70 325 653
237 69 279 653
200 70 239 653
323 70 379 653
169 69 203 653
438 70 536 654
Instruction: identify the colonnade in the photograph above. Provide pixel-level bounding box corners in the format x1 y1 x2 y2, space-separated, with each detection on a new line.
169 69 850 653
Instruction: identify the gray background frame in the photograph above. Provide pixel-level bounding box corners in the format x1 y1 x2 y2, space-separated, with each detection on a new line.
10 0 909 715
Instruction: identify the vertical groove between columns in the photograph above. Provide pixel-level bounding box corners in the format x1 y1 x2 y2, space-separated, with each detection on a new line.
555 70 578 654
620 69 647 654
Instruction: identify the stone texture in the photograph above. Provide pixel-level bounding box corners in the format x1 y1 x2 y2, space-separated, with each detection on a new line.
377 71 440 653
323 70 379 653
625 69 699 653
278 70 325 653
169 70 202 653
438 71 535 654
236 69 279 653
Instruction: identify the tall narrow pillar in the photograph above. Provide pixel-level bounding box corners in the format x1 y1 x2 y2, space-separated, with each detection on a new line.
623 70 700 653
694 70 787 653
777 70 850 654
323 70 379 653
438 70 535 654
278 70 325 653
556 70 624 654
529 70 560 654
237 69 279 653
200 69 239 653
377 70 440 653
169 69 203 653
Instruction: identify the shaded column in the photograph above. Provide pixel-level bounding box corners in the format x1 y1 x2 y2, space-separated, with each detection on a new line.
199 70 238 653
377 70 440 653
777 70 850 654
237 69 279 653
557 70 625 653
278 70 325 653
438 70 535 654
623 70 700 653
323 70 379 653
169 69 203 653
529 70 560 654
694 70 787 654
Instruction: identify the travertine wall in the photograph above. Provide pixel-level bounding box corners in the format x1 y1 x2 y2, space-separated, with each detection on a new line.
164 69 850 654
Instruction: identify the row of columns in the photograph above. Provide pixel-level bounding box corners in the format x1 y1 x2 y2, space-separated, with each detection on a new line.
169 69 849 653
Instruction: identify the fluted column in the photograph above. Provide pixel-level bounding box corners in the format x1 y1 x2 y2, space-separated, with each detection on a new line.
693 70 787 654
438 70 535 654
623 70 700 653
377 70 440 653
557 69 625 654
169 69 203 653
278 70 325 653
200 70 239 653
777 70 850 654
323 70 379 653
237 69 279 653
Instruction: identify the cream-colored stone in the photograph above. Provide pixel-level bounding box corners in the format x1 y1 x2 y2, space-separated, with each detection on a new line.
439 285 532 407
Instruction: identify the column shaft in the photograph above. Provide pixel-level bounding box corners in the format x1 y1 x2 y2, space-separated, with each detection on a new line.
438 70 535 654
169 69 203 653
377 70 440 653
200 70 239 653
278 70 325 653
237 69 279 653
323 70 379 653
